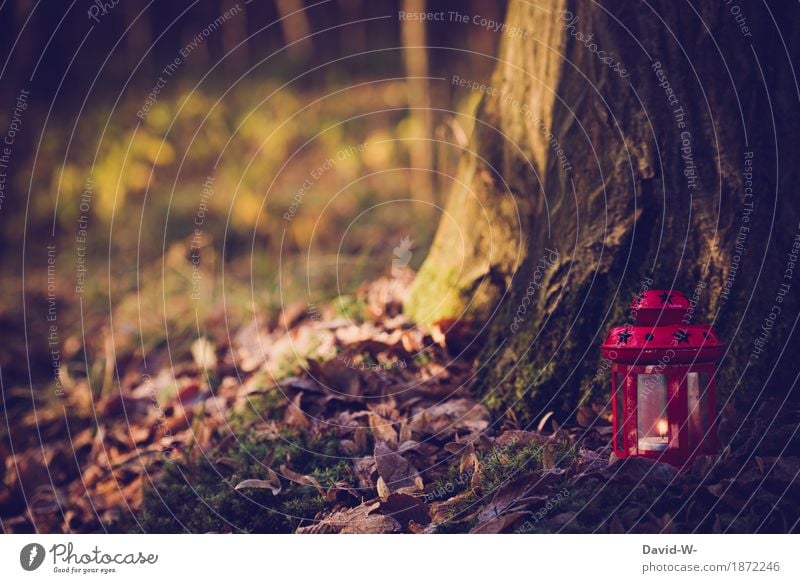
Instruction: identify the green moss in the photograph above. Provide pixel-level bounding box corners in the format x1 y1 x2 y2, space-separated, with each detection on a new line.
479 438 575 492
225 374 288 430
473 276 615 424
412 351 433 368
479 359 559 426
334 294 369 323
426 464 473 502
405 265 463 324
137 429 350 533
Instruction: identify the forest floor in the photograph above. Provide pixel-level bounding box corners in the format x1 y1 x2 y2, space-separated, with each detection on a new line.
2 270 799 534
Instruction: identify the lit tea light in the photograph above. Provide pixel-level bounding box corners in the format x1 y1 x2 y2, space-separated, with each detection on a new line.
638 418 669 452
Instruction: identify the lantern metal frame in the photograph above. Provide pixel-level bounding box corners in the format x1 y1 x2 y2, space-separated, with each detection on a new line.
602 290 723 467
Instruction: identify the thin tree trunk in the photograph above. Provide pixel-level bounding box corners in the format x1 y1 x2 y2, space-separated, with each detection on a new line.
221 0 249 73
123 0 153 77
401 0 434 203
275 0 313 60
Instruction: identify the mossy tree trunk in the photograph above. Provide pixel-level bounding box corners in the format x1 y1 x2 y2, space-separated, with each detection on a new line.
406 0 800 424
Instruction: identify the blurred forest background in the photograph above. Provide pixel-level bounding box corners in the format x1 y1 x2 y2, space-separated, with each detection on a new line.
0 0 504 391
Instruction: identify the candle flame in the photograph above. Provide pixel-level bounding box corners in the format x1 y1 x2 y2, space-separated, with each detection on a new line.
656 418 668 438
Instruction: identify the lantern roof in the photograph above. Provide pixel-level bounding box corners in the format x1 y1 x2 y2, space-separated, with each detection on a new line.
630 289 690 325
601 289 724 364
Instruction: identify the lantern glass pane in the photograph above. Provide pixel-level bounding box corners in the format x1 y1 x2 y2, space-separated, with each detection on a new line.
687 371 709 448
637 373 668 452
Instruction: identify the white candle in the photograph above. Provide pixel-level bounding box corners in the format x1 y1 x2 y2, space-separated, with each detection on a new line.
638 436 669 452
638 418 669 452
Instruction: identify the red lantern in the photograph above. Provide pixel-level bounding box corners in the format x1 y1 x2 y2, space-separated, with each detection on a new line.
601 290 723 467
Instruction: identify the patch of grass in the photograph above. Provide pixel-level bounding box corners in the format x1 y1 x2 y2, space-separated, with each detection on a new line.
137 429 350 533
479 438 575 493
436 438 576 528
426 464 473 502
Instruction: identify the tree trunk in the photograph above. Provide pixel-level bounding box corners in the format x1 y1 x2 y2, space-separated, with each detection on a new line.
406 0 800 424
401 0 434 203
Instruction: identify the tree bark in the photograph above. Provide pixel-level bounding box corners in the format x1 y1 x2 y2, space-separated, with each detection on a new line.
406 0 800 423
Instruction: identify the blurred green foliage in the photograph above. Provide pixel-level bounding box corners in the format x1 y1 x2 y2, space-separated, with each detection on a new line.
34 78 436 259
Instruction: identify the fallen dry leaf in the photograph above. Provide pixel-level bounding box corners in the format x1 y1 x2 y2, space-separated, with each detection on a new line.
368 412 398 445
234 468 282 495
283 392 310 430
378 492 431 528
296 501 401 534
408 398 490 437
374 441 423 499
191 337 217 371
280 464 325 496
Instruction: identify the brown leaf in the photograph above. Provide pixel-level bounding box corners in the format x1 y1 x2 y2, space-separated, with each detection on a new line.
283 392 310 430
398 418 412 443
401 329 424 353
5 449 50 496
340 512 401 534
495 430 546 450
233 479 279 494
408 398 490 437
353 457 377 490
478 472 558 521
306 357 360 397
191 337 217 371
397 440 422 454
280 464 325 496
234 468 281 495
214 457 241 472
537 411 555 433
368 412 398 445
176 383 203 406
376 477 391 500
573 448 609 477
542 444 557 471
431 318 477 356
354 426 369 453
444 441 470 454
458 444 478 475
374 441 423 499
326 480 359 503
296 501 401 534
471 510 529 534
602 457 680 487
278 302 307 330
378 492 431 528
428 491 477 525
576 406 597 428
96 393 149 418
